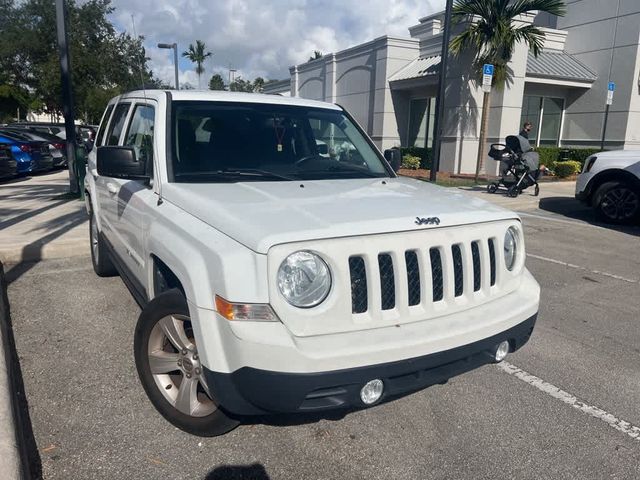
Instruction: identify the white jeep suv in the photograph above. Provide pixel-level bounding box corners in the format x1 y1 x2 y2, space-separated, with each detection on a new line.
85 90 540 436
575 150 640 224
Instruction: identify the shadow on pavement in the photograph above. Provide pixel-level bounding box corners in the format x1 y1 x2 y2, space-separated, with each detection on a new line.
206 463 270 480
538 196 640 237
0 263 42 479
5 213 87 285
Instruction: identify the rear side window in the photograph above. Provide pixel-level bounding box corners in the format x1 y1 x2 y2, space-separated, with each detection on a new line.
95 104 114 147
106 103 130 145
124 104 155 165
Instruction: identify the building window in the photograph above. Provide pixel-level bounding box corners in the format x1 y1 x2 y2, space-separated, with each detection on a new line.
407 98 435 149
520 95 564 147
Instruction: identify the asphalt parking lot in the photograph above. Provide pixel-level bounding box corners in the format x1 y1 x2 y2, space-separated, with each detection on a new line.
5 193 640 479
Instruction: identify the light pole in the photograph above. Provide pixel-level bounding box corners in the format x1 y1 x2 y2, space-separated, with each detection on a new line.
158 42 179 89
429 0 454 183
55 0 78 194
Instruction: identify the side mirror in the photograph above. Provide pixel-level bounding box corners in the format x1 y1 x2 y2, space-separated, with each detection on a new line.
384 148 401 172
317 143 329 155
97 146 148 180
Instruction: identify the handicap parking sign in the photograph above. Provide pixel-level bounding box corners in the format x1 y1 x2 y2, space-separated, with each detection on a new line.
608 82 615 92
483 64 494 76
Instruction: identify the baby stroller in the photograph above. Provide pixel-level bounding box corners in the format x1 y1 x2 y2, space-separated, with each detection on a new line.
487 135 540 197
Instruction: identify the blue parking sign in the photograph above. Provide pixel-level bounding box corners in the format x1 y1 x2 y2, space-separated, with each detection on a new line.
608 82 615 91
483 64 494 76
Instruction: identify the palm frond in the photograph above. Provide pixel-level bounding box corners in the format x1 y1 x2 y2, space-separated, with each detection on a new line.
513 24 546 56
507 0 566 18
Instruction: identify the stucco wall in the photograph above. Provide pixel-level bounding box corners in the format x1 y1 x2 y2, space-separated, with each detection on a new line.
558 0 640 149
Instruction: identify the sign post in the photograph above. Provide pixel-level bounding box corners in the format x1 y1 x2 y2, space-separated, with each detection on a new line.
601 82 615 150
482 64 494 93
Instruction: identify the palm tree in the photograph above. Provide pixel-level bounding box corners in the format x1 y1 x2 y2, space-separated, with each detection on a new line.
182 40 213 89
308 50 323 61
450 0 566 181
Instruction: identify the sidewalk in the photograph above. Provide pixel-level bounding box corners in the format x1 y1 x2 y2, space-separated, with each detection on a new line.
457 180 577 211
0 171 88 264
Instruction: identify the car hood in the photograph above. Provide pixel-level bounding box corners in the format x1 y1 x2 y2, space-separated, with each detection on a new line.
161 177 517 253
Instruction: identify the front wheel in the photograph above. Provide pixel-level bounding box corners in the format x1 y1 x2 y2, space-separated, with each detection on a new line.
593 181 640 224
134 289 240 437
487 183 498 194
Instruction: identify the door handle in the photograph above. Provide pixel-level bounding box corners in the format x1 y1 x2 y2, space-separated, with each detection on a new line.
107 183 118 194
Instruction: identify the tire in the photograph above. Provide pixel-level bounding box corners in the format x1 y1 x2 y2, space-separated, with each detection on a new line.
593 181 640 225
89 207 117 277
507 185 519 198
487 183 498 194
134 289 240 437
534 184 540 197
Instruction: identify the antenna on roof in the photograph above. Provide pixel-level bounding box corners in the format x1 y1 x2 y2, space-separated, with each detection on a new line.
130 15 148 100
130 15 161 202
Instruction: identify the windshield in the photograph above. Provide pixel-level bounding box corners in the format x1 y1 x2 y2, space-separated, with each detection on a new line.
170 101 391 182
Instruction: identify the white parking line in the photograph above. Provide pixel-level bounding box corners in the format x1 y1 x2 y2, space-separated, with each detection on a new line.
526 253 639 284
497 361 640 441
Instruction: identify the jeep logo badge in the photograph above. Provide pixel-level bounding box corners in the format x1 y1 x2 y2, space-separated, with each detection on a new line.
415 217 441 226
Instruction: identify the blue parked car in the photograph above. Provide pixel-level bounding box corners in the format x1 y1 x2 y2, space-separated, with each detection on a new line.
0 130 54 174
0 144 18 180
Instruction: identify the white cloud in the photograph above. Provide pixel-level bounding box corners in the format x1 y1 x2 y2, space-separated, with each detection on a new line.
111 0 446 86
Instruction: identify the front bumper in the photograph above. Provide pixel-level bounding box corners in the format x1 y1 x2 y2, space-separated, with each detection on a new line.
575 172 594 203
204 314 536 415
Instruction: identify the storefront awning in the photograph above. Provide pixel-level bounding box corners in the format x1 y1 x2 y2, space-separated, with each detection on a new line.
389 55 441 82
526 50 597 84
388 50 597 87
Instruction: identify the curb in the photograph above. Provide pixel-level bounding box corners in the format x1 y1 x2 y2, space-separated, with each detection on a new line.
0 262 29 479
0 262 22 478
0 241 90 265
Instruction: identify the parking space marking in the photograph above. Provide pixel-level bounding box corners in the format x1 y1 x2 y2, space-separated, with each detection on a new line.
526 253 639 284
497 361 640 441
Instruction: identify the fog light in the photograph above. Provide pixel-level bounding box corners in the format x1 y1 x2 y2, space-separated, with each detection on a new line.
360 379 384 405
494 341 510 363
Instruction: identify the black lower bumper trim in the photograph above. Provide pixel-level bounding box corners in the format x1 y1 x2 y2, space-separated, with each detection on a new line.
205 314 537 416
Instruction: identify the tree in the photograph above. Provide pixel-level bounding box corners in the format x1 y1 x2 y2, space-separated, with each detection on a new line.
0 0 162 123
182 39 212 88
208 73 225 90
450 0 566 181
252 77 265 93
229 77 254 92
308 50 323 61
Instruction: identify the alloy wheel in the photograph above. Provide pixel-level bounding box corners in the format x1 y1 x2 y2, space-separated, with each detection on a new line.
601 187 639 221
147 315 217 417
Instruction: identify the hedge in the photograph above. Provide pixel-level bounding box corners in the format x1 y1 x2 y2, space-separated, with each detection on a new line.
533 146 600 170
400 147 432 170
554 160 582 178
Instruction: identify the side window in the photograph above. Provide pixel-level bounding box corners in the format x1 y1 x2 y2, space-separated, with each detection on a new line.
124 104 155 165
95 105 114 147
106 103 130 145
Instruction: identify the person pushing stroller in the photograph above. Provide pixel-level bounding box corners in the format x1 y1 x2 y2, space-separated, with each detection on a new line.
486 122 543 197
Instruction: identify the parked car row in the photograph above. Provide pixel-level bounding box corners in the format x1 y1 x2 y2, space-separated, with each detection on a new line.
0 121 98 180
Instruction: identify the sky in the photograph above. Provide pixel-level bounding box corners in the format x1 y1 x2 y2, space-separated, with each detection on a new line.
109 0 447 89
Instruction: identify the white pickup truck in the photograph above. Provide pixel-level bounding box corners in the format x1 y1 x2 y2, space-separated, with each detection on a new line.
85 90 540 436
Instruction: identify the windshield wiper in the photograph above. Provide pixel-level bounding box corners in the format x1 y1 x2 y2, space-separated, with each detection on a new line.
175 169 296 182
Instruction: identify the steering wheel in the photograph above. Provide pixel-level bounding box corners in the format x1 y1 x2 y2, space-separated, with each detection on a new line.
294 155 321 168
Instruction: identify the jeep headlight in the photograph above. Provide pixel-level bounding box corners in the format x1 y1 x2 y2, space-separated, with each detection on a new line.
277 251 331 308
504 226 519 271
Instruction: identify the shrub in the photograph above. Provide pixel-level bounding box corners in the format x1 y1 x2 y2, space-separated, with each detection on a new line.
401 154 421 170
533 146 601 170
400 146 432 170
554 160 582 178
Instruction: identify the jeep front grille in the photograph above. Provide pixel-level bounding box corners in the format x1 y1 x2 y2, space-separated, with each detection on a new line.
349 239 499 314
